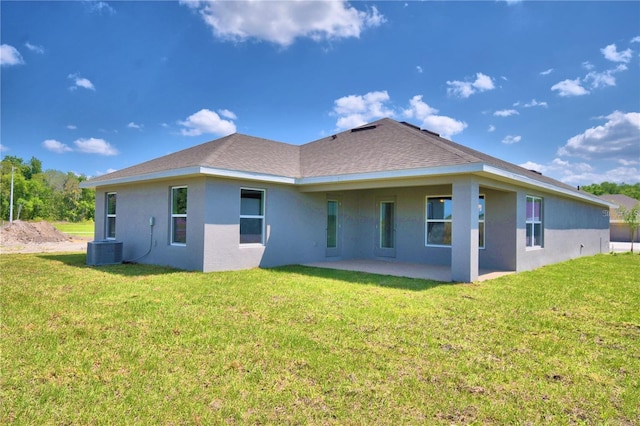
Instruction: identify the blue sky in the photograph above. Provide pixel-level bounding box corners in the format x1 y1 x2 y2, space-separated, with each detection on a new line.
2 0 639 185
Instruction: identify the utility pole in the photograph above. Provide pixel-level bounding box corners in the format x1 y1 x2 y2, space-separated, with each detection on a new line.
10 166 15 223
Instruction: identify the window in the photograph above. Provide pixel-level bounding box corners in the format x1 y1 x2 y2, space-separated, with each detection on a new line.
478 196 485 249
426 197 452 246
327 200 338 248
171 186 187 245
240 188 265 244
426 195 485 247
380 201 395 249
105 192 116 239
526 195 543 248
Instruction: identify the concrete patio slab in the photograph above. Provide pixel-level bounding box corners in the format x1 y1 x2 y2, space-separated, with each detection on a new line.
303 259 514 283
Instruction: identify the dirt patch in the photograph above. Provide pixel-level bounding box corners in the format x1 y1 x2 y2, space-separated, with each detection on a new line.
0 220 89 254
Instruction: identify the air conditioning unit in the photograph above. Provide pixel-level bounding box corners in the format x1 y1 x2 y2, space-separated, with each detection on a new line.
86 240 123 266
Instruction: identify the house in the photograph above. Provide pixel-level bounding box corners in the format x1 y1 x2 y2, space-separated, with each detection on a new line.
598 194 640 242
81 118 612 282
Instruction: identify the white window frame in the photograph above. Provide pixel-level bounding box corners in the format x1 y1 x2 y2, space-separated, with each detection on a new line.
425 194 486 248
171 186 188 246
526 195 543 249
105 192 116 240
326 199 339 249
425 196 453 247
379 200 395 249
240 187 266 245
478 195 485 249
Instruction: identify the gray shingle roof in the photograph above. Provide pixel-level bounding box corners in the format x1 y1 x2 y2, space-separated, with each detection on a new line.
87 133 300 183
599 194 640 220
83 118 591 200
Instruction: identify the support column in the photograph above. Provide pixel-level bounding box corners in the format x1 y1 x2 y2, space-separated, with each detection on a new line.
451 178 479 282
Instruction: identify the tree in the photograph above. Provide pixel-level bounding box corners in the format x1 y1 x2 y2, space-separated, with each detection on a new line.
1 156 95 222
618 203 640 253
581 182 640 200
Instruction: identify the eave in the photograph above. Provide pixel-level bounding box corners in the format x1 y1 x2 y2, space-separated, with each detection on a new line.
80 162 613 208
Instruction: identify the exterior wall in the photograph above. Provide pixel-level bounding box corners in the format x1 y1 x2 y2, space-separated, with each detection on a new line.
610 222 640 242
93 178 206 271
334 185 453 266
91 175 610 275
314 184 517 271
480 189 517 271
201 178 327 272
516 190 609 272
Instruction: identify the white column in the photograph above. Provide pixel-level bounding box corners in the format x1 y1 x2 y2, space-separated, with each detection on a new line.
451 178 479 282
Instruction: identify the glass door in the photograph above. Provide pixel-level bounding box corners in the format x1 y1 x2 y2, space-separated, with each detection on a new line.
375 198 396 257
326 199 341 257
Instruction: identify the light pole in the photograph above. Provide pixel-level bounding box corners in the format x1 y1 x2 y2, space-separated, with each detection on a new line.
9 166 15 223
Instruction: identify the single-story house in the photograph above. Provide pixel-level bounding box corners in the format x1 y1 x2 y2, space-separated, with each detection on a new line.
81 118 612 282
598 193 640 242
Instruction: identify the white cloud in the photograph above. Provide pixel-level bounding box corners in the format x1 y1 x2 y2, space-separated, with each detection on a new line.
24 42 44 54
333 91 394 129
181 0 385 47
68 73 95 91
66 124 77 130
42 139 73 154
0 143 9 153
551 78 589 97
331 92 467 138
403 95 467 138
446 72 495 98
0 44 25 67
85 1 115 15
488 125 496 132
74 138 118 155
601 43 633 63
416 65 423 74
519 161 544 173
524 158 639 185
618 159 639 166
179 108 237 136
522 99 548 108
582 61 595 70
127 122 143 129
502 135 521 144
218 109 237 120
584 64 627 89
420 115 468 139
631 36 640 43
494 109 519 117
558 111 640 161
540 68 554 76
519 158 594 181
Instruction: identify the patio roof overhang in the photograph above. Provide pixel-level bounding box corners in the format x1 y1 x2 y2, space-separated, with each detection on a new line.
81 162 613 209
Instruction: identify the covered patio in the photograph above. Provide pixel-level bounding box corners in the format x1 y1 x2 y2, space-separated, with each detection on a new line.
304 259 514 283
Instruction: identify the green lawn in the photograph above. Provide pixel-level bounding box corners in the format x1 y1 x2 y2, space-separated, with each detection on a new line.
1 253 638 424
52 221 94 237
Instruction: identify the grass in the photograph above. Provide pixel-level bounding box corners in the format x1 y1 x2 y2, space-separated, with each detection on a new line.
52 221 94 237
1 253 639 424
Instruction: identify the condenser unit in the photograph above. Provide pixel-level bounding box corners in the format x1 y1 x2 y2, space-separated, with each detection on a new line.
86 240 123 266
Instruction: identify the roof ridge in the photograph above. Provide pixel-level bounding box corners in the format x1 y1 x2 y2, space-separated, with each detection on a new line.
391 119 480 164
200 133 239 165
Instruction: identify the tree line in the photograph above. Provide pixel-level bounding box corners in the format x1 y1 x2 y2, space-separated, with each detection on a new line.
1 154 638 224
580 182 640 200
0 156 95 222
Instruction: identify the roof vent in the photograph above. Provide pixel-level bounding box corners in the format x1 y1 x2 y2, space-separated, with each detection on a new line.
351 124 377 133
421 129 440 137
400 121 440 137
529 169 543 175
